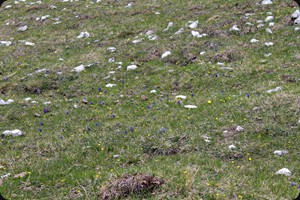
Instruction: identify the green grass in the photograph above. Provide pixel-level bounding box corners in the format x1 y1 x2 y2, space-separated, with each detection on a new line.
1 0 300 199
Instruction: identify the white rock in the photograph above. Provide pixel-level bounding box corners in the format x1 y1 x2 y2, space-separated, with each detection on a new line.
264 53 272 57
106 83 117 88
246 22 253 26
257 24 265 28
176 95 187 99
127 65 137 70
31 101 38 104
25 42 35 46
274 150 288 156
266 87 282 93
295 27 300 31
161 51 171 58
150 89 157 93
125 3 132 8
230 25 240 31
200 51 206 55
0 173 10 179
265 16 274 22
269 22 275 27
77 32 91 39
108 57 115 63
264 42 274 46
113 155 120 158
24 97 32 101
261 0 272 5
41 15 50 21
107 47 116 52
72 64 85 73
0 41 12 46
294 17 300 25
266 28 272 34
18 25 28 31
228 145 237 150
0 99 14 105
235 126 244 132
163 22 173 32
132 38 143 44
174 28 184 35
5 5 11 9
276 168 291 176
43 101 52 105
188 21 198 29
184 105 197 109
2 129 23 137
74 104 78 108
292 10 300 19
148 35 157 40
250 38 259 43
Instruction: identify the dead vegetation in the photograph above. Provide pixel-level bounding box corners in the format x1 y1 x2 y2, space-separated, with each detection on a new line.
99 174 164 200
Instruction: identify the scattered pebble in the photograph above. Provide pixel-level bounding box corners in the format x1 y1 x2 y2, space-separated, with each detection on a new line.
266 28 272 34
250 38 259 43
127 65 138 70
150 90 157 93
261 0 273 5
161 51 171 58
2 129 23 137
264 42 274 46
175 95 187 99
276 168 291 176
72 64 85 73
106 83 117 88
184 105 197 109
274 150 288 156
0 99 14 105
107 47 116 52
163 22 173 32
187 20 198 29
266 86 281 93
230 25 240 31
24 42 35 46
235 126 244 132
228 145 237 150
265 16 274 22
77 32 91 39
17 25 28 32
0 41 12 46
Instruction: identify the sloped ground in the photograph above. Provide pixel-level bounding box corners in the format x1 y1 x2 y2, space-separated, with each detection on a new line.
1 0 300 199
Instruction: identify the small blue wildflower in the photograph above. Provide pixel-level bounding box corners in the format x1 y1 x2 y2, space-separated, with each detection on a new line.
298 184 300 189
3 77 9 81
191 93 194 97
153 116 156 120
40 122 43 126
190 120 193 124
160 128 166 133
90 102 93 105
61 128 65 132
38 128 42 132
222 74 225 77
124 130 128 134
58 135 63 139
43 108 48 113
177 100 181 105
130 126 134 132
152 102 155 105
76 100 79 103
112 114 116 118
87 126 91 131
98 87 102 92
99 101 103 105
215 74 218 77
66 110 69 114
160 98 163 101
96 123 99 126
246 93 250 98
291 182 296 187
104 90 107 93
92 87 94 91
146 105 151 109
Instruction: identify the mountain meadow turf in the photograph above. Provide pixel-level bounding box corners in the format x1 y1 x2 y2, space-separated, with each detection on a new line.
1 0 300 199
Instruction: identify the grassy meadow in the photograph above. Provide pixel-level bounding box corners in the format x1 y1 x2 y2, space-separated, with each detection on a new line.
1 0 300 199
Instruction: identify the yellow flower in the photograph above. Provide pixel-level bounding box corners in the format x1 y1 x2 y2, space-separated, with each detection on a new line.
208 100 212 104
248 158 252 161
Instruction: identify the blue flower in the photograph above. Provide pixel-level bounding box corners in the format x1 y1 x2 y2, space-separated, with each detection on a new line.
130 126 134 132
160 128 166 133
40 122 43 126
38 128 42 132
66 110 69 114
146 105 151 109
291 182 296 187
177 101 181 105
99 101 103 105
98 87 102 92
246 93 250 98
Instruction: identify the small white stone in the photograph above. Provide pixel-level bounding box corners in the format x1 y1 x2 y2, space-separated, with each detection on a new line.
175 95 187 99
43 101 52 105
200 51 206 55
18 25 28 32
2 129 23 137
250 38 259 43
163 22 173 32
72 64 85 73
235 126 244 132
228 145 237 150
77 31 90 39
266 28 272 34
264 42 274 46
266 87 281 93
269 22 275 27
127 65 137 70
292 10 300 19
261 0 273 5
107 47 116 52
24 42 35 46
150 90 157 93
113 155 120 158
274 150 288 156
294 17 300 25
276 168 291 176
0 41 12 46
265 16 274 22
0 99 14 105
174 28 184 35
125 3 132 8
24 97 32 101
188 20 198 29
184 105 197 109
230 25 240 31
108 57 115 63
161 51 171 58
132 38 143 44
106 83 117 88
